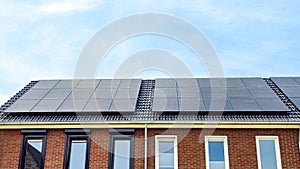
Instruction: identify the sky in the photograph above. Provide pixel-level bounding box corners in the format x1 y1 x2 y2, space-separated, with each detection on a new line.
0 0 300 104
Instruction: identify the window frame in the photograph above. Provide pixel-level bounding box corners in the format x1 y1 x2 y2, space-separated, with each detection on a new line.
18 133 47 169
108 129 135 169
155 135 178 169
205 135 230 169
63 133 90 169
256 136 282 169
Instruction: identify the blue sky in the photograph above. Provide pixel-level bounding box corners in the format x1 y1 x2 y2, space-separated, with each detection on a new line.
0 0 300 104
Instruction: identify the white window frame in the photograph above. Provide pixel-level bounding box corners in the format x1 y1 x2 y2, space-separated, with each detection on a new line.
155 135 178 169
256 136 282 169
205 136 230 169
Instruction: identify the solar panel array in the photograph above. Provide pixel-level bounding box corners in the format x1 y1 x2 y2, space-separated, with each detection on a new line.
152 78 289 112
271 77 300 108
5 79 141 113
5 78 291 114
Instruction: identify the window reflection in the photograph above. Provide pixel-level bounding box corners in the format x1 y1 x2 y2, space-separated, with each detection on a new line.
68 140 87 169
113 140 130 169
24 139 43 169
159 141 175 169
259 140 277 169
208 142 225 169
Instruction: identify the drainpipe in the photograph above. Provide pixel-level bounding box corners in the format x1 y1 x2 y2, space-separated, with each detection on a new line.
299 128 300 153
145 123 148 169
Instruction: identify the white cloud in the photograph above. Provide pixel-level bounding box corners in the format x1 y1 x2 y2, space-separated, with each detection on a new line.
38 0 104 14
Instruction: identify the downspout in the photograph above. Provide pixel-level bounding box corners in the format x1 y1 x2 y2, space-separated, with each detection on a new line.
145 123 148 169
299 128 300 153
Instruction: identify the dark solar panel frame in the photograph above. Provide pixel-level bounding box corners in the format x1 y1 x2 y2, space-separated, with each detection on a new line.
57 98 89 112
155 79 177 88
109 98 136 112
118 79 142 88
31 80 59 89
271 77 299 86
97 79 121 89
31 99 64 112
152 99 179 112
75 79 101 89
84 98 113 112
54 80 79 89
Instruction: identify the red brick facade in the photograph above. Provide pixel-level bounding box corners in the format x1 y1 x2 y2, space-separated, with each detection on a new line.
0 128 300 169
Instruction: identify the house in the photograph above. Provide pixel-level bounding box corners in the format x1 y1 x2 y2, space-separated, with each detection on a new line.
0 77 300 169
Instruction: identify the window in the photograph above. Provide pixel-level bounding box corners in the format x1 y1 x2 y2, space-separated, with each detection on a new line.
64 129 90 169
256 136 282 169
19 130 47 169
155 135 178 169
205 136 229 169
108 129 134 169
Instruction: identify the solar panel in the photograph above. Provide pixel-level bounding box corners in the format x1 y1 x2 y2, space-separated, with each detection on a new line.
277 86 300 97
114 88 139 99
54 80 79 89
177 88 201 98
84 98 112 112
271 77 300 110
21 89 50 100
155 79 177 88
109 98 136 112
152 99 179 112
271 77 299 86
98 79 121 89
229 97 260 111
200 87 226 98
5 99 40 112
197 78 223 87
68 89 94 99
57 98 88 112
176 78 199 88
293 77 300 85
153 88 177 99
202 97 233 111
31 99 64 112
32 80 59 89
179 98 205 111
44 89 71 99
226 87 250 97
118 79 141 88
241 78 267 87
221 78 244 87
92 88 117 99
255 98 289 111
75 79 100 89
290 98 300 108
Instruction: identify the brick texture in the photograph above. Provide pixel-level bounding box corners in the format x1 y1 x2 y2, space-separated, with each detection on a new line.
0 128 300 169
0 130 21 169
44 129 65 169
89 129 109 169
146 128 300 169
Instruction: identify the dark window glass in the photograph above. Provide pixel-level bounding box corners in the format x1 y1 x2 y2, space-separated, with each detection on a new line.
113 140 130 169
108 133 134 169
64 136 90 169
69 140 87 169
20 136 46 169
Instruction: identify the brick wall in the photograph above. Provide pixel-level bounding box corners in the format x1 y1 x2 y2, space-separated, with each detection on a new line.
89 129 109 169
146 128 300 169
0 128 299 169
0 130 21 169
44 129 65 169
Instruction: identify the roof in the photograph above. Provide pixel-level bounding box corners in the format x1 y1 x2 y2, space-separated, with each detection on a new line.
0 77 300 123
